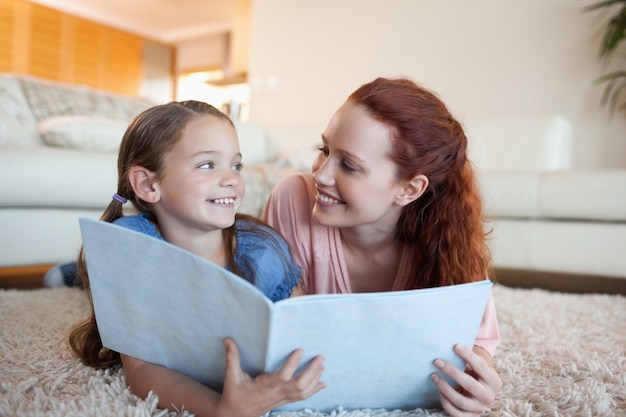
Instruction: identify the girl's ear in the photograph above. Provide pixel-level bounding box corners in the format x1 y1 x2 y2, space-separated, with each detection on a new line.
395 174 429 207
128 166 160 204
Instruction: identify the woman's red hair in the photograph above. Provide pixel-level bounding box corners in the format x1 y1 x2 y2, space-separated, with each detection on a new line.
348 77 491 289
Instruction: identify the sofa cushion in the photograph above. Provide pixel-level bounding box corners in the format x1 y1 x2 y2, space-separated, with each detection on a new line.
16 75 154 122
478 172 539 218
538 170 626 221
466 115 572 172
0 145 117 209
0 75 42 146
239 164 297 217
38 115 126 153
264 125 325 166
234 122 270 166
490 218 626 277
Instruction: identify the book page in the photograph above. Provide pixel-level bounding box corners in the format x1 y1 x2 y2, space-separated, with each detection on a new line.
268 281 492 411
80 217 492 411
79 217 272 391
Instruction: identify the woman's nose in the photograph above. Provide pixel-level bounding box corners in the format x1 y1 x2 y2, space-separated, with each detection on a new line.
312 157 335 187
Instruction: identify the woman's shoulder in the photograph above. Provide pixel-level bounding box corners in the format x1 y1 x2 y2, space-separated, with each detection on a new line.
265 171 316 218
272 171 315 197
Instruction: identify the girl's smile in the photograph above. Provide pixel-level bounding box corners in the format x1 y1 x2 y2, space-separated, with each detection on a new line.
209 197 237 206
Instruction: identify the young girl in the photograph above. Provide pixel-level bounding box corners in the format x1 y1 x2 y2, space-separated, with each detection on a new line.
69 100 325 417
262 77 502 417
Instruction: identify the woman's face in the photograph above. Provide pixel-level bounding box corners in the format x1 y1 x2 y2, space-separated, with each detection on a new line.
153 115 244 235
311 101 407 230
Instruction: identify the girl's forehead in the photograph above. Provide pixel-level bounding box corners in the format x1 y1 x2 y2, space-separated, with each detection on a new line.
171 116 239 155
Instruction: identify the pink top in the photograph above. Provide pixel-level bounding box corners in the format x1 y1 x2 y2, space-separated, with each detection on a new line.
262 172 500 355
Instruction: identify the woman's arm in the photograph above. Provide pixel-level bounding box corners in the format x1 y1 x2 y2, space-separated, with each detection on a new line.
122 338 325 417
430 343 502 417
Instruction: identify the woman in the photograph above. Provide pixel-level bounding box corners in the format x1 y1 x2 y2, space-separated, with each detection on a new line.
262 77 502 416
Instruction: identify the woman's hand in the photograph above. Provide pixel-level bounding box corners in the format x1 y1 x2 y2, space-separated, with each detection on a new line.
431 344 501 417
218 337 326 417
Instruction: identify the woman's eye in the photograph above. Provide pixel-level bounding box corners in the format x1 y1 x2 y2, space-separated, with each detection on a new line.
341 161 358 172
199 162 215 169
317 146 329 156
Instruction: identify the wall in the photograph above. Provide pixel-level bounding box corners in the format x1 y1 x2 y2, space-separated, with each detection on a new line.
176 34 226 73
248 0 626 169
140 42 174 103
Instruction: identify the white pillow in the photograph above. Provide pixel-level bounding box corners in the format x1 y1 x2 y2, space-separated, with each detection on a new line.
0 77 42 146
38 115 128 153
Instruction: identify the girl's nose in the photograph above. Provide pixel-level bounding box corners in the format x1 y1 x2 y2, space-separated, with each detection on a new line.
221 169 241 187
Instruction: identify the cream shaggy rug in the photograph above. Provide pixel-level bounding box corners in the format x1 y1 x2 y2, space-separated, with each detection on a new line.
1 284 625 417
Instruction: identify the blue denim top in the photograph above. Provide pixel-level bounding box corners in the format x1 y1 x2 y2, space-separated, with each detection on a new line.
113 212 300 302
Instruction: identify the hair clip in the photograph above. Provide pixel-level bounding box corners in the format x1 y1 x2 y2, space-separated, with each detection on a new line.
112 193 127 204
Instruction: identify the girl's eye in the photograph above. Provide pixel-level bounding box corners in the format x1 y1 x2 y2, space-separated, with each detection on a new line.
233 162 244 171
199 162 215 169
317 146 329 156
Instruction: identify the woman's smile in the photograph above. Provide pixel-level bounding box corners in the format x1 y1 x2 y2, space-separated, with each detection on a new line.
316 190 344 205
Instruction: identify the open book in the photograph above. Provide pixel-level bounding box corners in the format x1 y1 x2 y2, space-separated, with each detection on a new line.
79 217 493 412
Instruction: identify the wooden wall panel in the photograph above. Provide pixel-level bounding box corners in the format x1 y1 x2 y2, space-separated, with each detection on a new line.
28 3 63 80
103 28 142 95
69 17 105 88
0 0 18 72
0 0 144 96
0 1 12 72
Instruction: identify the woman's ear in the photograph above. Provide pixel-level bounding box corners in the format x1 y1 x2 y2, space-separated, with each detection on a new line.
128 166 160 204
395 174 429 207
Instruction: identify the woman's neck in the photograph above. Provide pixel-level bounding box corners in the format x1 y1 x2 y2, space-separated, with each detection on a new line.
340 226 402 293
339 224 397 254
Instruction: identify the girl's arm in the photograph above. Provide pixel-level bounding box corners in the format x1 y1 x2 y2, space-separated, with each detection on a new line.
430 344 501 417
122 338 325 417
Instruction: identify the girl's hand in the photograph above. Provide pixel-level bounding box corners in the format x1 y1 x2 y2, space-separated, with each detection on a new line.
431 344 501 417
218 337 326 417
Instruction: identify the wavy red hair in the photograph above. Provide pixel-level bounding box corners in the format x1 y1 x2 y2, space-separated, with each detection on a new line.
348 77 491 289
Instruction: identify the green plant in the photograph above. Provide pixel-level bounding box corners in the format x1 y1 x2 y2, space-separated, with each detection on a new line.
585 0 626 118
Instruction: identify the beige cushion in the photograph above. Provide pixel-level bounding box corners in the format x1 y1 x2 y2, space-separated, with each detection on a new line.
478 172 539 218
0 75 42 146
38 115 126 153
0 145 117 208
466 115 572 172
539 170 626 221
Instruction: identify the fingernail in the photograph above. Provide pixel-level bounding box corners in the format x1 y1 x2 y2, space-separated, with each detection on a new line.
435 359 445 369
455 344 466 353
431 373 440 383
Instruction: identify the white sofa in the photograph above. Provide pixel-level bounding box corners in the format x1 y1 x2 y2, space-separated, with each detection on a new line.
1 74 625 291
464 117 626 285
0 74 293 270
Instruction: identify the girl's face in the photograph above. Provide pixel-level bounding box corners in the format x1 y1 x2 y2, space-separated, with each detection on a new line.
153 115 244 235
312 101 407 230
